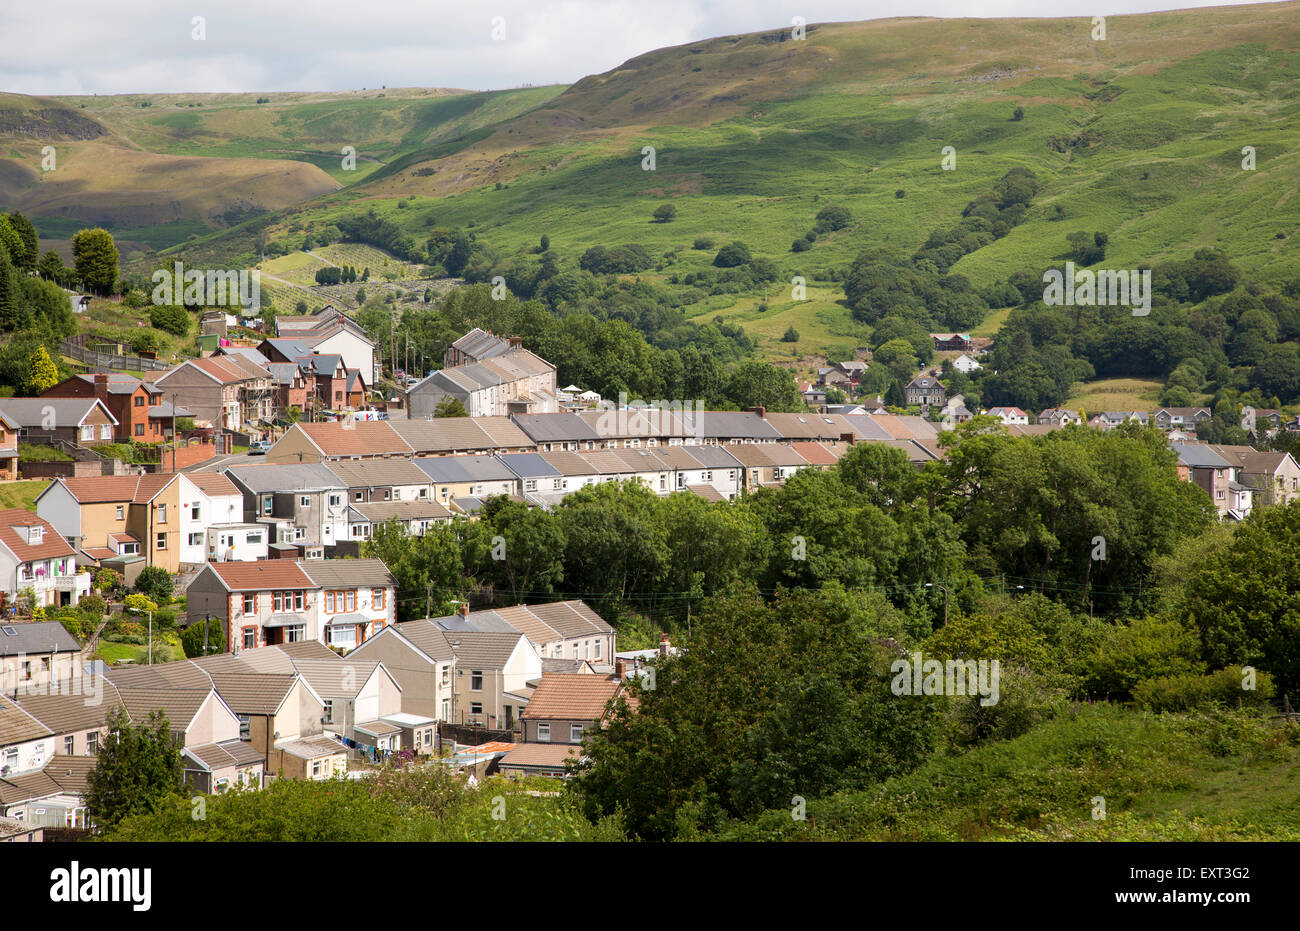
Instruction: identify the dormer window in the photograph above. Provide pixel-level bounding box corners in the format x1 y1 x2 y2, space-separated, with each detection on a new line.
24 525 42 545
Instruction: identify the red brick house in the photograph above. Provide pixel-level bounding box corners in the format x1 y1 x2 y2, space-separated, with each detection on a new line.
41 374 172 444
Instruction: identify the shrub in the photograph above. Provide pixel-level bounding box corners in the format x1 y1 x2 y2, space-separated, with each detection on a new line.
791 239 811 252
1132 666 1275 712
134 566 174 603
182 617 226 659
692 237 714 250
712 242 752 268
814 205 852 233
149 304 190 336
78 594 107 620
93 568 122 594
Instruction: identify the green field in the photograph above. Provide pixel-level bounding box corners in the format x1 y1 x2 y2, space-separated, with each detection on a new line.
0 480 48 510
1065 377 1165 415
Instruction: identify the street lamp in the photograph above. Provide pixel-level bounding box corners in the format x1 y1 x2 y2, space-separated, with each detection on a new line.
924 582 950 628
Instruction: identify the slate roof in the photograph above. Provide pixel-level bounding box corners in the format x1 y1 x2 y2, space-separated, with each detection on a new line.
298 558 396 590
1173 443 1232 469
0 397 117 428
224 463 345 493
509 414 601 444
0 620 81 657
690 411 782 440
413 454 515 484
497 453 562 479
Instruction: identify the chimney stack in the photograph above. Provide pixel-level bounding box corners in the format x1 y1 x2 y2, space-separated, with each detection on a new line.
749 406 766 418
458 602 470 618
659 632 671 656
614 659 626 679
93 374 110 385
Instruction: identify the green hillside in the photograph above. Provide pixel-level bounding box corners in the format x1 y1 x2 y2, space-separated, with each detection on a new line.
165 3 1300 365
0 86 563 251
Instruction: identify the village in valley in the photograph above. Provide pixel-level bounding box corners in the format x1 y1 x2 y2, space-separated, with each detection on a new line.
1 1 1299 868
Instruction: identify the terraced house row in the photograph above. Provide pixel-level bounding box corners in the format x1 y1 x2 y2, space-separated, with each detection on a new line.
0 596 626 827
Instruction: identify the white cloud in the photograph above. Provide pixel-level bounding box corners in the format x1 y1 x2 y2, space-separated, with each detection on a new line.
0 0 1270 95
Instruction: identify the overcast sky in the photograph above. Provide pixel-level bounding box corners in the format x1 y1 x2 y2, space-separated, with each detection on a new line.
0 0 1272 96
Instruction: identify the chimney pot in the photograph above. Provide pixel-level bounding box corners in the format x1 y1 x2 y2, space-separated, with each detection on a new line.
458 602 469 617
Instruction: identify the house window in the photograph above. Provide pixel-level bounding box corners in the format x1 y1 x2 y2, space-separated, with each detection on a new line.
471 671 483 691
134 424 145 437
64 735 74 754
243 594 255 614
242 627 256 649
87 732 98 754
191 504 200 520
355 491 364 501
418 488 428 498
238 715 250 740
594 639 601 659
247 532 262 544
273 591 283 612
329 625 356 648
115 506 124 520
81 424 94 441
311 761 322 778
570 724 583 743
325 590 356 613
187 532 202 546
156 532 166 550
372 588 385 610
294 527 305 541
101 424 112 440
263 495 273 515
441 666 449 686
524 480 537 492
323 701 333 724
157 504 167 523
470 702 482 716
328 494 342 507
537 723 550 742
285 624 305 642
301 496 311 507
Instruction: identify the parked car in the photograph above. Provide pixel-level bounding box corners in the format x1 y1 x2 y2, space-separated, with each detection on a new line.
248 440 273 456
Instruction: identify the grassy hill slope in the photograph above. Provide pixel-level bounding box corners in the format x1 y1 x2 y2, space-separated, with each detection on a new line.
179 3 1300 361
0 86 563 250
